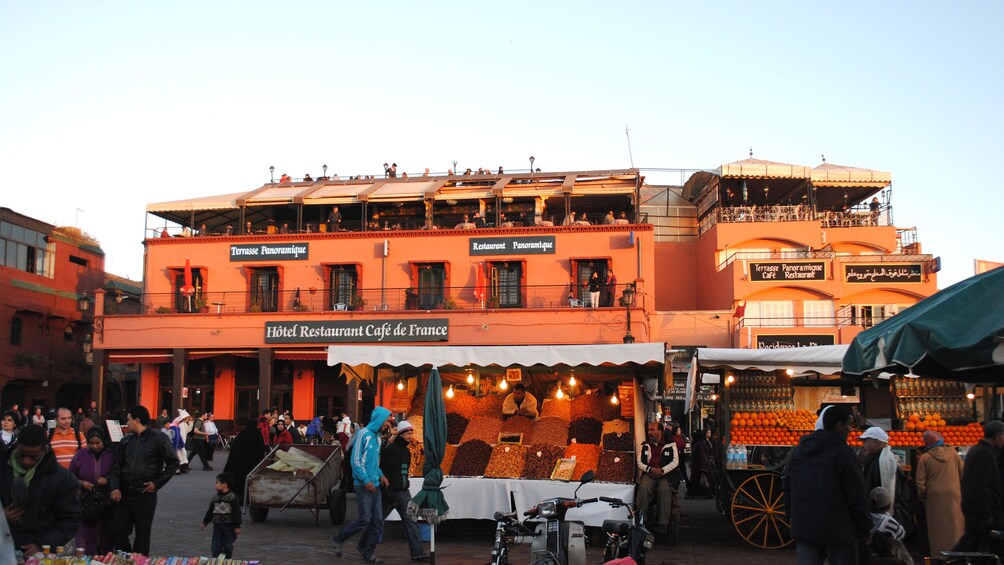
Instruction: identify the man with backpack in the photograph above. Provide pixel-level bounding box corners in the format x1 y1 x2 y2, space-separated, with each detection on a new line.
49 407 85 468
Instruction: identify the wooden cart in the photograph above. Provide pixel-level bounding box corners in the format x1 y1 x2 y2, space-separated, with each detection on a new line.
245 443 347 526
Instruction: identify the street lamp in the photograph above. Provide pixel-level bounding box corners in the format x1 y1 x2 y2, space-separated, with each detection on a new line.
323 164 328 179
452 160 457 175
269 165 275 184
78 295 91 312
529 155 535 174
620 282 636 343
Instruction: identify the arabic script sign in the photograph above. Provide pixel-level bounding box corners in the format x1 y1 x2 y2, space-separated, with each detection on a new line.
264 319 448 343
749 261 826 281
844 264 923 284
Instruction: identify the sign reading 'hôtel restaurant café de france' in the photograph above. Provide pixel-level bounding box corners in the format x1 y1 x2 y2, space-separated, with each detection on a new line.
469 236 556 256
265 319 448 344
749 261 826 282
230 243 309 262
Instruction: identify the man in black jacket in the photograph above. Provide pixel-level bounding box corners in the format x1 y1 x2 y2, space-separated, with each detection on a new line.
955 420 1004 552
783 404 870 565
109 405 180 555
379 420 428 562
0 424 81 556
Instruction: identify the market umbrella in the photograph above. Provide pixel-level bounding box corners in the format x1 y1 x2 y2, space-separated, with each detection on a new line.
843 266 1004 382
181 257 196 311
409 365 449 565
474 263 487 308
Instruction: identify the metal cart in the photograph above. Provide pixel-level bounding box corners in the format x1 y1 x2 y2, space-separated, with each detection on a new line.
245 443 347 526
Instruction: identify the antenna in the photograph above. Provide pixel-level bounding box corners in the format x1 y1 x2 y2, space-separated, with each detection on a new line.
625 123 635 168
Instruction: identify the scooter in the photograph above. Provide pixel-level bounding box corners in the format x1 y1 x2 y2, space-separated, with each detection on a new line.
598 496 655 565
523 470 600 565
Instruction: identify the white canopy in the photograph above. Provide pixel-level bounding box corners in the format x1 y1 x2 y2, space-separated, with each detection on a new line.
326 343 666 368
685 345 849 413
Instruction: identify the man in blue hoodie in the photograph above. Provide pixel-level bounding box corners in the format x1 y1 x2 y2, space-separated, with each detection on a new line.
333 406 392 563
782 404 870 565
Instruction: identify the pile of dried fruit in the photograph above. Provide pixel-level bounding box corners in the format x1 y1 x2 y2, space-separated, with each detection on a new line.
445 393 478 419
602 419 631 435
406 416 424 442
441 443 458 475
568 417 602 445
451 440 493 476
407 392 426 418
540 398 571 421
409 442 425 477
446 412 470 445
527 416 568 447
602 432 634 452
564 443 602 481
522 445 565 479
596 450 634 483
501 415 534 437
571 393 619 422
459 416 502 445
477 394 505 415
484 444 529 478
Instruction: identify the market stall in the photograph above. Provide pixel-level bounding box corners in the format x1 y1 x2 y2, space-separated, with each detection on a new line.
326 343 665 528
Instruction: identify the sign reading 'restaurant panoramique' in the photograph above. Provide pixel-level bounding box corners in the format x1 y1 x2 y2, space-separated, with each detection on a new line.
230 243 309 261
264 319 448 344
469 236 556 256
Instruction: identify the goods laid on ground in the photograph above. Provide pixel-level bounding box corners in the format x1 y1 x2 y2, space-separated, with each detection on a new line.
26 550 258 564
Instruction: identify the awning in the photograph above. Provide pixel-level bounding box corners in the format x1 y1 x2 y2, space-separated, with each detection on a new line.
274 348 329 361
811 163 891 188
326 343 666 368
147 192 246 214
694 345 848 375
106 350 173 364
719 158 811 179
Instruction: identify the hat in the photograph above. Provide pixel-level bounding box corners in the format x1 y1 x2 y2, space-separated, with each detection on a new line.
396 420 414 434
814 405 832 431
869 486 892 512
859 426 889 443
923 430 945 448
177 409 191 420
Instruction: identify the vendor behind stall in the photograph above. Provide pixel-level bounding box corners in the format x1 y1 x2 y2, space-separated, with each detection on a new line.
502 384 539 420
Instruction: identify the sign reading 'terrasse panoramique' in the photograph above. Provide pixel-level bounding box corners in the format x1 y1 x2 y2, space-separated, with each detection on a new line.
749 261 826 281
469 236 556 256
230 243 309 261
264 319 448 344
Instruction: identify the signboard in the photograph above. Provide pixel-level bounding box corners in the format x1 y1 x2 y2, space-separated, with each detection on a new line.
265 319 448 344
230 242 309 262
749 261 826 282
756 334 836 349
469 236 556 256
844 263 922 284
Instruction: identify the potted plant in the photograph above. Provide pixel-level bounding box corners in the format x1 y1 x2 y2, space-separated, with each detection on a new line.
155 306 173 314
487 296 500 309
350 295 366 311
195 297 208 313
249 298 262 313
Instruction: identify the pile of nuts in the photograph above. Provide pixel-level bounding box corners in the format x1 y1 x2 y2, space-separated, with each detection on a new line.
484 445 529 478
564 443 602 481
522 445 566 479
602 419 631 435
527 416 569 447
477 394 504 414
540 398 571 421
596 450 634 483
409 442 425 477
572 393 619 422
445 393 479 419
501 415 534 436
459 416 502 445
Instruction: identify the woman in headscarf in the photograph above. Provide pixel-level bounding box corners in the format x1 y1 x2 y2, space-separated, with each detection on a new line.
0 410 20 456
915 430 964 560
169 410 194 473
69 427 114 554
860 426 912 535
686 428 714 498
224 418 269 505
271 419 293 447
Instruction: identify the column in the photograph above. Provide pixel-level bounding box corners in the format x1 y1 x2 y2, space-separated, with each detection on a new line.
292 363 315 423
91 350 107 418
139 364 160 416
259 348 273 413
172 349 187 414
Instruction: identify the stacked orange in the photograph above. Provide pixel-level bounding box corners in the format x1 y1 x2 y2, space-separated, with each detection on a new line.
904 413 948 432
848 424 983 447
728 410 815 446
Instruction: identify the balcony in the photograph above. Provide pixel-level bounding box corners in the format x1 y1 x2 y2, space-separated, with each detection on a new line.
697 202 892 237
103 284 638 315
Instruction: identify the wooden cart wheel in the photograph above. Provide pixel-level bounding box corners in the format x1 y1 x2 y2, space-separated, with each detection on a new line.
328 488 347 525
730 473 792 549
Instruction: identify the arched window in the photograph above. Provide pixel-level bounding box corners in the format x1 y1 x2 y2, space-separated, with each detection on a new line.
10 317 22 346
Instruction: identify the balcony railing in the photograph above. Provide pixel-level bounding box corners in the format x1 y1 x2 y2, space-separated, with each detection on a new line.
698 203 891 236
107 284 637 315
736 313 898 329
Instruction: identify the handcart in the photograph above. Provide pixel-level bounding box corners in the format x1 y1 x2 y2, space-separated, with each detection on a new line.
245 443 347 526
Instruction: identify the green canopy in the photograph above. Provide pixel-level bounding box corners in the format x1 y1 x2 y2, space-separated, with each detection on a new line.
408 366 449 564
843 266 1004 381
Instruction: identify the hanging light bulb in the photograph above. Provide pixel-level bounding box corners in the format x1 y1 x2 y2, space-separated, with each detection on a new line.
556 385 564 400
569 371 576 387
397 379 405 391
499 378 508 391
726 374 735 384
610 393 619 405
446 384 455 398
466 368 475 384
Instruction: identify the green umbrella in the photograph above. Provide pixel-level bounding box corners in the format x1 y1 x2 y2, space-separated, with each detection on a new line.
843 266 1004 381
409 365 449 564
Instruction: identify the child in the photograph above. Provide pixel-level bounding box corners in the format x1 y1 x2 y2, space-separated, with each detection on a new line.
867 486 913 565
201 472 242 558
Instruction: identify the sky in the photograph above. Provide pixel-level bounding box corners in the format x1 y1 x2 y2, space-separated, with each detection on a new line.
1 2 1002 288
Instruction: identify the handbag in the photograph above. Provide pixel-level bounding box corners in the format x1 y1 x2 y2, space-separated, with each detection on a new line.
80 485 113 526
208 434 219 446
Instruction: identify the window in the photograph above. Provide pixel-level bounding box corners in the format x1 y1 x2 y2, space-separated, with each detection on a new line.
0 222 51 276
490 262 522 308
803 300 835 327
573 260 608 303
173 269 205 313
10 317 22 346
69 255 89 266
745 301 795 327
250 268 280 312
328 265 358 309
416 263 446 309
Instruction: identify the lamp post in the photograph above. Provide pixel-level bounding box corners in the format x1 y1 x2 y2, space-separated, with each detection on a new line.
269 165 275 184
529 155 535 174
323 164 328 179
621 282 636 343
452 160 457 175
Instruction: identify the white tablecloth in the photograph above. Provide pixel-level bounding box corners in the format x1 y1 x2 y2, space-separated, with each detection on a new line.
385 478 634 527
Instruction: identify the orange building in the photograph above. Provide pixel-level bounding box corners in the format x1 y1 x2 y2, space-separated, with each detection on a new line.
91 160 938 429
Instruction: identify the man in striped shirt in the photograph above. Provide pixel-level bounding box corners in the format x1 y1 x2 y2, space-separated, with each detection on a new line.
49 407 85 468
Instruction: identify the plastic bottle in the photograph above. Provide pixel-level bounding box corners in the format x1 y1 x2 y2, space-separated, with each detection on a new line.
739 445 748 469
726 445 735 469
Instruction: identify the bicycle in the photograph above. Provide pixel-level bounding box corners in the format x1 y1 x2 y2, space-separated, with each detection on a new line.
487 510 537 565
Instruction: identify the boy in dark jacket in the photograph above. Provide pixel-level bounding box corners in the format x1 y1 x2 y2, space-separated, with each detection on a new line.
0 424 81 557
379 420 429 562
201 472 242 558
782 404 871 564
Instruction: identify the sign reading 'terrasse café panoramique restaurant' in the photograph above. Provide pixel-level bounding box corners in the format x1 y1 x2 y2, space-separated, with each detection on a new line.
264 319 448 344
749 261 826 281
469 236 556 256
230 243 309 262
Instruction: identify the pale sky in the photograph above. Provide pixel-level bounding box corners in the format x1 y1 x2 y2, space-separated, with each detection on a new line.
2 2 1001 288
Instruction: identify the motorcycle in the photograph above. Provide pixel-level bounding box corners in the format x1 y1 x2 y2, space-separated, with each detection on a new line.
523 470 600 565
598 496 655 565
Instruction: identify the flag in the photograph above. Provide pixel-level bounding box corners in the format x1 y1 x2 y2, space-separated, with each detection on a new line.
733 300 746 318
474 263 487 304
